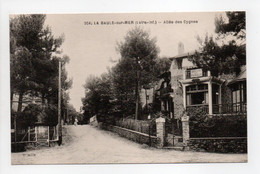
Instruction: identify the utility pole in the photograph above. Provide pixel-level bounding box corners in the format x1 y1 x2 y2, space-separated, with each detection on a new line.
135 57 139 120
58 60 62 145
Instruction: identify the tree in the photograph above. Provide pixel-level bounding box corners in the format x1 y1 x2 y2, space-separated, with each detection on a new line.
189 12 246 75
10 46 36 112
215 12 245 39
10 14 68 112
154 57 172 76
110 57 136 117
81 28 169 122
116 27 160 119
81 73 114 123
10 16 40 112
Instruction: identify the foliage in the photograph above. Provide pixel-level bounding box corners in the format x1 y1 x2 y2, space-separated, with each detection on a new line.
117 27 160 85
187 106 247 138
110 58 136 116
16 104 42 128
116 27 160 119
65 104 82 124
10 15 71 115
15 104 59 128
81 28 169 122
44 104 58 126
82 73 114 122
189 12 246 75
153 57 172 77
215 12 245 39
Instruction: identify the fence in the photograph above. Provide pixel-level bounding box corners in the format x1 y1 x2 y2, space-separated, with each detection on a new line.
11 125 58 152
100 123 158 147
96 117 167 148
114 118 156 136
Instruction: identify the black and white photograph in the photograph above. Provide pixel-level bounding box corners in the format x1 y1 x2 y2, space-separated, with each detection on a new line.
8 11 248 164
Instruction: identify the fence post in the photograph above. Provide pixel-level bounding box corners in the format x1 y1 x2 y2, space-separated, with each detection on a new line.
181 114 190 151
156 117 165 148
48 126 50 147
28 126 30 142
35 126 37 142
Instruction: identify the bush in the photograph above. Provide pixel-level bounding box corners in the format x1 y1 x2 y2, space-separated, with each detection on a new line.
16 104 41 128
15 104 58 128
187 107 247 138
44 105 58 126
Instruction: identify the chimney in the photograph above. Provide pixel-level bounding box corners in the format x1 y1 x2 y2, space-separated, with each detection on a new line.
178 42 184 55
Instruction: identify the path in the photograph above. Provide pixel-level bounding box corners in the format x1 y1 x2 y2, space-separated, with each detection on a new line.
11 125 247 164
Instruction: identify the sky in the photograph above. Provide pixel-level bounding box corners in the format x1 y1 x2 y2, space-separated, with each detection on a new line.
44 12 226 112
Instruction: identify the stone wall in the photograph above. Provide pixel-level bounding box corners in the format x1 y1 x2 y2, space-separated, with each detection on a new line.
170 59 185 119
99 123 158 147
188 138 247 153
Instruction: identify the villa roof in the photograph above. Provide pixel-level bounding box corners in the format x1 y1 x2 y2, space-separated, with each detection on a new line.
169 50 196 60
228 66 247 85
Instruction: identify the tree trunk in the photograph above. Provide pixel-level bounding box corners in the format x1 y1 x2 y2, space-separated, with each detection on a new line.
10 90 14 110
17 91 24 113
41 93 46 105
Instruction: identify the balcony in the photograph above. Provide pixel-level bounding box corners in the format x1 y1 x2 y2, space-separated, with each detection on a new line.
186 104 209 114
186 102 247 115
160 86 173 97
212 103 247 115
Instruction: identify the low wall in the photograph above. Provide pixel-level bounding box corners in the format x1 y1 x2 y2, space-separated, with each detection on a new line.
188 137 247 153
99 122 157 147
89 115 98 127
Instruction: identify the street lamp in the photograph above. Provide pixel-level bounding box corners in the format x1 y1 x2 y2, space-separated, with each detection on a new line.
58 60 62 145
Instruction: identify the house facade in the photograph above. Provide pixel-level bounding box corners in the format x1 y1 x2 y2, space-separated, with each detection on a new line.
156 46 246 119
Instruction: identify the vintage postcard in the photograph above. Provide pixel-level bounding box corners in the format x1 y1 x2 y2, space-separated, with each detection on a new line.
9 12 247 165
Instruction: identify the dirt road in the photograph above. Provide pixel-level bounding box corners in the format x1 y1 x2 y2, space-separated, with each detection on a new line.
11 125 247 164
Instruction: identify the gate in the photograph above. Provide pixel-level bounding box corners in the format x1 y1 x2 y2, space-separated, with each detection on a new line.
36 126 49 147
165 118 183 147
12 126 37 143
147 118 157 146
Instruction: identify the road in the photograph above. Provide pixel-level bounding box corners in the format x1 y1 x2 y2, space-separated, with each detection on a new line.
11 125 247 164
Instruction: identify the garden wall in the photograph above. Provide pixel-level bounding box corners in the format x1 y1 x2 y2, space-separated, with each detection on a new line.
186 110 247 153
98 122 157 147
188 138 247 153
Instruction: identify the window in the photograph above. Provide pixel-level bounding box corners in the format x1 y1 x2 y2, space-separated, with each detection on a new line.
187 92 209 105
186 84 208 105
232 81 246 104
186 84 208 92
230 81 247 113
212 84 219 104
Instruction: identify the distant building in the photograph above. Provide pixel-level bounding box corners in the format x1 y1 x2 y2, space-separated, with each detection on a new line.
11 94 43 112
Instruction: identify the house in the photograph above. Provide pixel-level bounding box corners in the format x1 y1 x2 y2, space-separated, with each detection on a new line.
11 94 42 112
156 43 247 119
